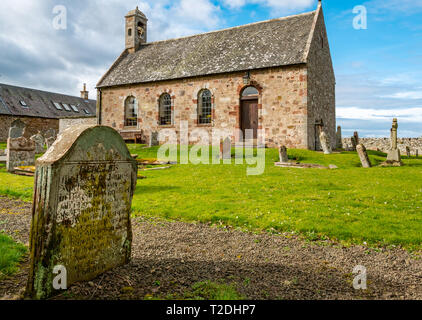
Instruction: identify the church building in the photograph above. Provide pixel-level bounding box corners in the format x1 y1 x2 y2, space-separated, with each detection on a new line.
97 1 335 150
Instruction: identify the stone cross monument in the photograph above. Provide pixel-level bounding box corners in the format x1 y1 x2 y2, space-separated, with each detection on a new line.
385 118 402 166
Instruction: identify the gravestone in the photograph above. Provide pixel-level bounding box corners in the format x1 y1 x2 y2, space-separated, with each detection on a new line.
25 125 137 299
406 146 411 158
356 144 372 168
6 122 35 172
385 118 402 166
45 137 56 150
319 131 332 155
278 145 289 163
221 137 231 160
30 132 45 154
9 119 26 138
350 136 357 151
353 132 359 146
336 126 342 149
149 131 159 147
416 149 419 158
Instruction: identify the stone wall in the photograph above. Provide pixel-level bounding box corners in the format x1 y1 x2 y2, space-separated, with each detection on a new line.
59 117 97 133
0 115 59 141
306 6 336 150
342 137 422 154
100 65 327 150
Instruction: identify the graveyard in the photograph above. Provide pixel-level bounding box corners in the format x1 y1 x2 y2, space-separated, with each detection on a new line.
1 132 422 299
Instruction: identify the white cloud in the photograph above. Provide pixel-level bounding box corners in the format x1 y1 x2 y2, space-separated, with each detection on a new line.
222 0 316 14
337 107 422 123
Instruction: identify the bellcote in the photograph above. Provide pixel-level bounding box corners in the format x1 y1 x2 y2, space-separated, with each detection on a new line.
125 7 148 53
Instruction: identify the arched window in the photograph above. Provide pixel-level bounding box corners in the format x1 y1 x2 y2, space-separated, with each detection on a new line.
241 86 259 98
198 89 212 124
159 93 172 125
124 96 138 127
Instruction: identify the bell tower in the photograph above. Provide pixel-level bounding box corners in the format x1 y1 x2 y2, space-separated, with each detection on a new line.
125 6 148 53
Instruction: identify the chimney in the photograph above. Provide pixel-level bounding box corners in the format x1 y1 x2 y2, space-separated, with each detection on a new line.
80 83 89 100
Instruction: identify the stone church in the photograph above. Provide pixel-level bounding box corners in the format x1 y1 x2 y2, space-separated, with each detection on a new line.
97 1 335 150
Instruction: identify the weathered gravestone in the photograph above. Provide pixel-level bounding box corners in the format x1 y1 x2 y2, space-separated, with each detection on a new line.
356 144 372 168
6 122 35 172
219 137 231 160
406 146 411 158
416 149 419 158
9 119 26 138
353 131 359 146
30 132 45 154
319 131 332 155
278 145 289 163
25 125 137 299
336 126 343 149
385 118 402 166
149 131 159 147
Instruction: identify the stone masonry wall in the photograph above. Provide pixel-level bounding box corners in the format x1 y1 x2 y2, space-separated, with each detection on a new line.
306 6 336 150
342 137 422 155
100 65 314 149
0 115 59 141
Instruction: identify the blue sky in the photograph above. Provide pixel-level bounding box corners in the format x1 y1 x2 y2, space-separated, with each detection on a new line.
0 0 421 137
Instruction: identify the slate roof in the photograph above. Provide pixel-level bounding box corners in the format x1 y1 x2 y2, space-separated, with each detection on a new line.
97 10 316 88
0 83 96 119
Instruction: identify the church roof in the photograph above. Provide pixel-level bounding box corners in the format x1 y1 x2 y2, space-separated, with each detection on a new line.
97 10 317 88
0 83 97 119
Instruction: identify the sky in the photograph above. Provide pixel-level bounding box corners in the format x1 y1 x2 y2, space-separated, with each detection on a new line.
0 0 421 137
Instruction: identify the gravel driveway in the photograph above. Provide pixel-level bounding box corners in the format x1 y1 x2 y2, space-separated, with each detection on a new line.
0 196 421 300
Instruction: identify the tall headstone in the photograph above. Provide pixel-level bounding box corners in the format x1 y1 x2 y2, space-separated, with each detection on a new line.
416 149 419 158
353 132 359 146
149 131 159 147
30 132 45 154
385 118 402 166
356 144 372 168
222 137 231 160
279 145 289 163
350 136 357 151
9 119 26 138
319 131 332 155
406 146 411 158
336 126 343 149
26 125 137 299
6 122 35 172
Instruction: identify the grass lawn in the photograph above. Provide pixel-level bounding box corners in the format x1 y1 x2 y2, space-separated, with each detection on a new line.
0 233 27 279
0 144 421 250
0 142 6 150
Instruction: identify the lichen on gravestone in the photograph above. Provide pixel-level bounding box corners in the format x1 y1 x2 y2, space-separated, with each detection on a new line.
25 125 137 299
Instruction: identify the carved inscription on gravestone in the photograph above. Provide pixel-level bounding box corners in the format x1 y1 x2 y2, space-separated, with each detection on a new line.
26 125 137 299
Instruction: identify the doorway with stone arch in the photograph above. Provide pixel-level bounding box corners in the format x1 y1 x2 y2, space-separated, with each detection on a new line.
240 86 259 140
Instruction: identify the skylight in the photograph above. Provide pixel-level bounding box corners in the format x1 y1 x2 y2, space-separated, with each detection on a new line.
19 100 28 108
70 104 79 112
53 102 63 110
83 109 90 114
62 103 72 112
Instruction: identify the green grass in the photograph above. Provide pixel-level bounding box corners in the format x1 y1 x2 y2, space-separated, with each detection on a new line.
0 144 422 250
184 280 244 300
0 142 6 150
0 233 27 279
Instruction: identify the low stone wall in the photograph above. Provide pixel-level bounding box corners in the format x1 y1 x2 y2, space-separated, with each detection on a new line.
342 138 422 155
0 115 59 142
59 117 97 133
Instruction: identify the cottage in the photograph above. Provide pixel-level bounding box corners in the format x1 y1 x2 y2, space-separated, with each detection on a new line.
97 0 335 150
0 83 97 141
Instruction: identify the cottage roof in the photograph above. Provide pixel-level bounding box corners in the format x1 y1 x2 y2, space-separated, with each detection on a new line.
97 10 317 88
0 83 96 119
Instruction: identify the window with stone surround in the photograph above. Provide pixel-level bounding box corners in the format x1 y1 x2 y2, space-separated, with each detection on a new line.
198 89 212 124
159 93 172 125
124 96 138 127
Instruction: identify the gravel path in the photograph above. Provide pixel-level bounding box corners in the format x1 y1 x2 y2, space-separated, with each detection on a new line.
0 196 421 300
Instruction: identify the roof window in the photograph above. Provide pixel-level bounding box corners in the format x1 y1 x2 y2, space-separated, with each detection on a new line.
62 103 72 112
53 102 63 110
20 100 29 108
83 109 90 115
70 104 79 112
